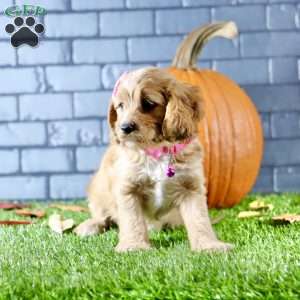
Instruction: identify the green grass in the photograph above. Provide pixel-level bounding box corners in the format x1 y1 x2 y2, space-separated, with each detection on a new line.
1 194 300 299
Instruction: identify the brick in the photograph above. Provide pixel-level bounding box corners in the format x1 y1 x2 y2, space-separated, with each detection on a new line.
252 167 274 193
15 0 68 10
127 0 181 8
0 96 17 121
0 150 19 174
101 11 153 36
74 91 111 118
102 64 148 89
22 148 73 173
271 112 300 138
0 123 46 146
274 167 300 192
215 59 269 85
46 66 101 92
72 0 124 10
0 68 39 94
261 113 271 138
243 85 300 112
183 0 236 6
263 139 300 166
272 58 298 83
102 120 109 144
18 41 70 65
45 13 97 37
241 32 300 57
48 120 101 146
76 146 106 171
128 36 181 62
213 5 266 31
0 42 16 65
0 176 46 200
156 9 209 34
20 94 73 121
73 39 126 64
267 4 298 29
50 174 91 199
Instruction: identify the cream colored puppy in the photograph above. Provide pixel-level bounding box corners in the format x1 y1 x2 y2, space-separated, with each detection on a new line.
75 67 232 252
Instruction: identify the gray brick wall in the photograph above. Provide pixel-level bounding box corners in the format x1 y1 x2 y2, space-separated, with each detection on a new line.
0 0 299 200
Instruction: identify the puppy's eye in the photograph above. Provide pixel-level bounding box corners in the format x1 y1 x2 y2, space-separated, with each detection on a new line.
116 103 124 110
141 98 157 112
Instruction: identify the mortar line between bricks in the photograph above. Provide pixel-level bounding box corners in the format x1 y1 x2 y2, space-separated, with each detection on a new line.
72 146 79 172
0 28 298 42
66 0 72 11
10 171 94 177
0 144 107 152
152 9 156 35
1 137 300 150
57 3 300 13
1 3 296 16
68 40 73 65
1 82 300 98
97 12 101 36
15 95 20 121
273 169 278 192
70 93 75 119
45 175 50 200
4 56 300 67
2 164 300 178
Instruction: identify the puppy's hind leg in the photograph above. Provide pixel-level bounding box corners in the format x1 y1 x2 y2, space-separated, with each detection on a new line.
74 218 105 237
74 197 115 237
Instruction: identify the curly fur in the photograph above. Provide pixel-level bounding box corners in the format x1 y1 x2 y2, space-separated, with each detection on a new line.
75 67 232 252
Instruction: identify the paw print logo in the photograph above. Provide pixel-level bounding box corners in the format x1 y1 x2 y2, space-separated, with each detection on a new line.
5 16 44 48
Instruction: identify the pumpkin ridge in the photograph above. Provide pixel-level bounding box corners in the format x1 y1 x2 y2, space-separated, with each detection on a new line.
216 73 262 205
197 71 221 207
205 71 235 208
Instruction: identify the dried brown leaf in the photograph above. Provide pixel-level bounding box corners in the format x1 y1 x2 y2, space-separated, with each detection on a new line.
0 220 32 225
238 211 262 219
249 200 273 211
49 204 88 212
15 209 45 218
0 202 30 210
272 214 300 224
48 214 75 234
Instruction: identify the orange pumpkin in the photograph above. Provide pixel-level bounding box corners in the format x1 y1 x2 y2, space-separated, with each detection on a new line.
166 22 264 208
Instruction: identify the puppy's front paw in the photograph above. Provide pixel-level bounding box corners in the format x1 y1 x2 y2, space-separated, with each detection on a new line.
192 240 233 252
115 241 151 252
74 219 103 237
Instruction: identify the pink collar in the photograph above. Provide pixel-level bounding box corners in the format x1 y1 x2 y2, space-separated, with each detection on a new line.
145 138 193 160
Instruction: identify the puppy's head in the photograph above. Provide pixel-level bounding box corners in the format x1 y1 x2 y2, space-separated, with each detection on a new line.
108 67 203 147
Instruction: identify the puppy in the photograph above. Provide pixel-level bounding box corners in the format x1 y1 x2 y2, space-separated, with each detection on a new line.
75 67 232 252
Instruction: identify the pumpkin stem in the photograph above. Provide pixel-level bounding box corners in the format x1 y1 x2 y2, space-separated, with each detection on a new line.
171 21 238 69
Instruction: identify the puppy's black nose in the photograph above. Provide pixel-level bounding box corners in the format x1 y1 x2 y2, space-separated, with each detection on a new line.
120 122 137 134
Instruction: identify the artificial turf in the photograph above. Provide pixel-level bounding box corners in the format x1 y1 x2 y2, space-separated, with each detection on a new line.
0 194 300 300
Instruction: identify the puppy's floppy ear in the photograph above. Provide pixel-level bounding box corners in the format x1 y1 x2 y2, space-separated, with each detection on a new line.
108 101 117 129
108 100 120 143
162 78 203 142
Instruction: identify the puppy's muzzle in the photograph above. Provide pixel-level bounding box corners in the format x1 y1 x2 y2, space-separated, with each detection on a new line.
120 122 137 134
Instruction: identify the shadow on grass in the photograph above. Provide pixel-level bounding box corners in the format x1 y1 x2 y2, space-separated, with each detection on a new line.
150 226 188 249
